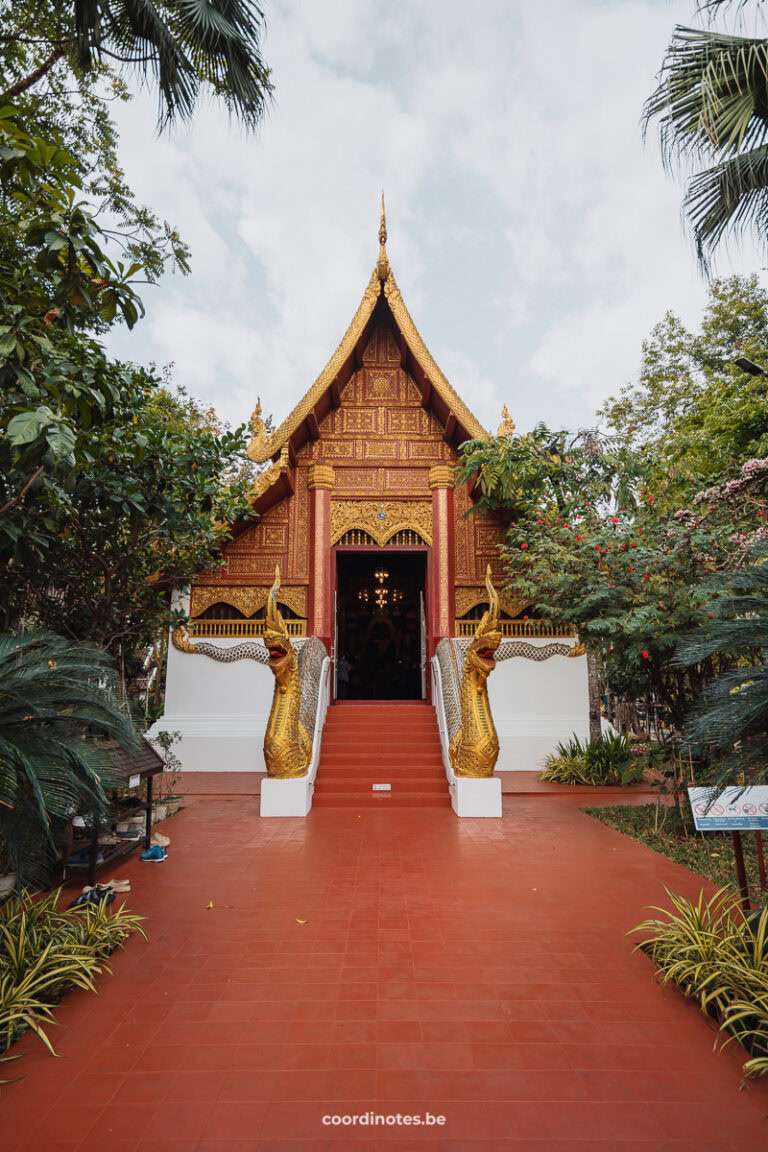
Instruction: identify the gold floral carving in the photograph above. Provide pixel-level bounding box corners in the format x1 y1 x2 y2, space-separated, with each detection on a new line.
246 211 488 465
330 499 433 547
428 464 455 490
455 587 528 619
307 464 334 490
190 585 307 619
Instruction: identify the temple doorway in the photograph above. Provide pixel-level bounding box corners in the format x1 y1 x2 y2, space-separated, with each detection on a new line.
334 551 427 700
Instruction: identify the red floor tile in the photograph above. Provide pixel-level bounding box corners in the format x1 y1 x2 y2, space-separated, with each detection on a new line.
0 790 767 1150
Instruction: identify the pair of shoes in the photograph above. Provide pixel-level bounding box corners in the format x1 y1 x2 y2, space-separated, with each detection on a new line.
140 845 167 863
68 886 115 909
84 878 130 894
151 832 170 848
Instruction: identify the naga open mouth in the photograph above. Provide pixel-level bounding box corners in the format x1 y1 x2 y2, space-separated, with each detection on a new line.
476 646 497 668
268 644 287 664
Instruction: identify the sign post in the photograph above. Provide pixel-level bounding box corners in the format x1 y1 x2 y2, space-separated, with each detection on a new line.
687 786 768 912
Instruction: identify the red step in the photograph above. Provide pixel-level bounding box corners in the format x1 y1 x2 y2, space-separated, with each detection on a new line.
313 701 451 809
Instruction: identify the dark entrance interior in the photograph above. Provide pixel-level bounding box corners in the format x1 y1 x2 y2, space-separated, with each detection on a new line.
335 552 426 700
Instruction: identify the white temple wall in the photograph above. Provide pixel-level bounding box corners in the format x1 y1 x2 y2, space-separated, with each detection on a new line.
488 642 590 772
148 589 274 774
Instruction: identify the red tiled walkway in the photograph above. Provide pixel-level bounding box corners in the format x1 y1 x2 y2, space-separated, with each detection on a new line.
2 793 767 1151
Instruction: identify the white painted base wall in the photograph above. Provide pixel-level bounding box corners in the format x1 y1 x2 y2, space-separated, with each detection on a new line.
489 642 590 772
148 597 275 773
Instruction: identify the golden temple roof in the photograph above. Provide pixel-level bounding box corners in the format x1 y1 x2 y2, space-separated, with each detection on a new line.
247 201 488 464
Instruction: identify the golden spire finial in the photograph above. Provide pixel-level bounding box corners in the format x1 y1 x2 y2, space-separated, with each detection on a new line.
376 190 389 281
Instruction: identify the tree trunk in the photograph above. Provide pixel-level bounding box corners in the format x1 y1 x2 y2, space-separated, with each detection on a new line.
586 648 602 741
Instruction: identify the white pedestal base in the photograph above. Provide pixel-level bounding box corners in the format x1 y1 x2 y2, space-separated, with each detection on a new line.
450 776 502 817
260 776 313 817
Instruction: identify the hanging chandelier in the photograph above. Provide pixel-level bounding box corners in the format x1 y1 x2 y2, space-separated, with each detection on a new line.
357 567 403 609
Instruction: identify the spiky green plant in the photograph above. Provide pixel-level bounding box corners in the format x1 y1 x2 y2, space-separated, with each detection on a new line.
675 551 768 787
0 887 144 1071
632 888 768 1078
0 632 137 888
644 3 768 268
540 732 642 785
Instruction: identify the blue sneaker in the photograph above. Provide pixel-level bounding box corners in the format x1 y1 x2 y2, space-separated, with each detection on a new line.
140 845 167 862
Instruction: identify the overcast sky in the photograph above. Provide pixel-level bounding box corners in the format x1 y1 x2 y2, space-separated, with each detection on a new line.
105 0 767 438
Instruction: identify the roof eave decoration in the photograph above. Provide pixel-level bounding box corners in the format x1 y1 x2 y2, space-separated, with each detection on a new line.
247 199 488 465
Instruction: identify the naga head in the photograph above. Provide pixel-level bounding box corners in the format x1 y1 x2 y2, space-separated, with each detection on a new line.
467 565 502 682
263 565 296 686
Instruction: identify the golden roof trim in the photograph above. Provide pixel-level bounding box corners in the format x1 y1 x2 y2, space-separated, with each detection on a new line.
248 269 381 464
247 218 488 465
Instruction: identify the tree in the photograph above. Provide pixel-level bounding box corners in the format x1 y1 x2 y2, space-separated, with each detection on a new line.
457 425 637 739
677 548 768 786
0 112 256 660
0 110 147 545
600 275 768 509
644 1 768 268
1 367 255 663
0 631 136 887
457 425 768 738
0 3 191 286
1 1 273 131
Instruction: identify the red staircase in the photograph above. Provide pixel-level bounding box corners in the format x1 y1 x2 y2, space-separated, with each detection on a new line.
313 702 451 808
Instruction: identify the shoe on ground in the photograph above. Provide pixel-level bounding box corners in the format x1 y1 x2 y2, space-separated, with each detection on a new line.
140 845 167 862
151 832 170 847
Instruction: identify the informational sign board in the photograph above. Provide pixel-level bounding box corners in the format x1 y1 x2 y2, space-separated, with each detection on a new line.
128 774 141 789
372 783 391 792
688 786 768 831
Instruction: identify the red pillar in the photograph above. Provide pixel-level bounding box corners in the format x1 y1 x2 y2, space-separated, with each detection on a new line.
307 463 334 651
429 464 455 657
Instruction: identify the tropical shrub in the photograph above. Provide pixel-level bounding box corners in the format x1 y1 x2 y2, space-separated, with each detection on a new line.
0 888 144 1070
633 888 768 1078
0 632 137 888
540 732 643 785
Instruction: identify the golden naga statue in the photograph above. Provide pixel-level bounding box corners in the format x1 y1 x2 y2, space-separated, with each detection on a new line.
263 565 312 778
449 565 502 778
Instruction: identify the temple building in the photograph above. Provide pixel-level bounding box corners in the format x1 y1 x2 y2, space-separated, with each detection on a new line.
152 205 589 795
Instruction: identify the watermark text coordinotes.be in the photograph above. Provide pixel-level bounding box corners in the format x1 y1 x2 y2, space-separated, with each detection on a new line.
322 1111 446 1128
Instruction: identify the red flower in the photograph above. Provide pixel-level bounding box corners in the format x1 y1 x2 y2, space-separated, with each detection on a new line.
575 535 582 540
643 574 650 580
536 519 543 525
521 543 528 550
611 517 619 523
641 650 649 659
648 496 655 502
707 611 714 618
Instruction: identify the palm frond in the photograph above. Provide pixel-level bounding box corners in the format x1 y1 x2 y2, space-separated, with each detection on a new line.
644 27 768 165
74 0 273 130
685 143 768 264
0 633 137 887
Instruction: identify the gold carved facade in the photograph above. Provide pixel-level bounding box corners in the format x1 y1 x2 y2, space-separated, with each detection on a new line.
330 499 433 547
190 585 307 619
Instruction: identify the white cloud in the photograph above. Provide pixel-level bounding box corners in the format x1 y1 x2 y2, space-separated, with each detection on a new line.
105 0 768 439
